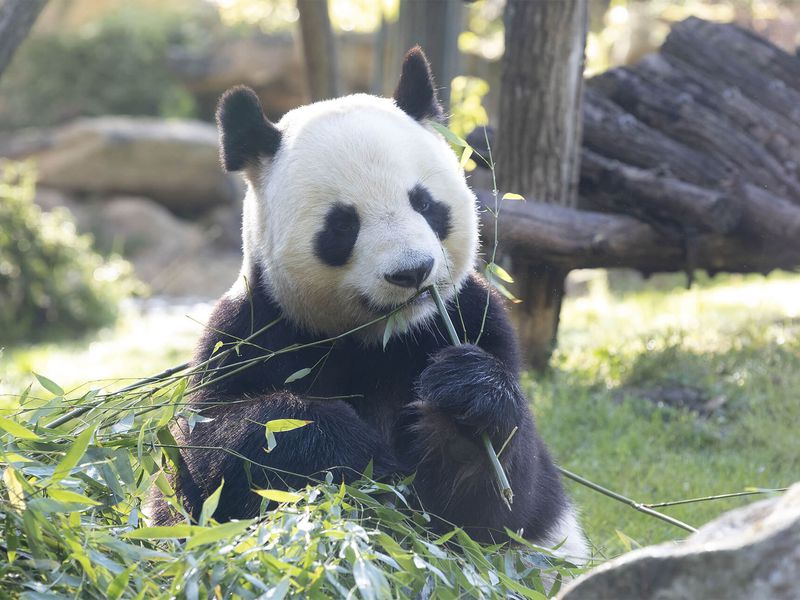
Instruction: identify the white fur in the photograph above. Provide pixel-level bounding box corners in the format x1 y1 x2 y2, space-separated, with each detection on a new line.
235 94 478 342
541 504 591 565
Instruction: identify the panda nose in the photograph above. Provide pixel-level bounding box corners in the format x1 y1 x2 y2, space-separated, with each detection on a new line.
384 257 434 289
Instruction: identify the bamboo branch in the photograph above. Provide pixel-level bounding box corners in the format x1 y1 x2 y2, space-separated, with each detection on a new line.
429 285 514 510
557 466 697 533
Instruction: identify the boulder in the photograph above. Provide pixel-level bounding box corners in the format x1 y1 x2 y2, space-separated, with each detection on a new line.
92 196 241 298
558 483 800 600
2 117 242 215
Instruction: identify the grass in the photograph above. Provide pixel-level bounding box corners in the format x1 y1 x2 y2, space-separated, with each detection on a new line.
0 270 798 596
534 270 800 557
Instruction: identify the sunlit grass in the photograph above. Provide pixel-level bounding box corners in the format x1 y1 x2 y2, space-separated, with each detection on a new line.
535 270 800 557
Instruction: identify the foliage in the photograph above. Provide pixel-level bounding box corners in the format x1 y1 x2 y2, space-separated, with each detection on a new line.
0 372 578 599
0 161 138 346
0 13 199 130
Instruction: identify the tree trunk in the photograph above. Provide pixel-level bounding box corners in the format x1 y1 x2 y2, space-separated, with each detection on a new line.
381 0 463 104
296 0 338 101
0 0 48 80
496 0 587 369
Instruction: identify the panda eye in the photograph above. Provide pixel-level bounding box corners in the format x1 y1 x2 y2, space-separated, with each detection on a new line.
418 198 431 212
334 219 356 232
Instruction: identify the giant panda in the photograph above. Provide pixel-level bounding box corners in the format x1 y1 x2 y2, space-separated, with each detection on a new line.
150 47 587 560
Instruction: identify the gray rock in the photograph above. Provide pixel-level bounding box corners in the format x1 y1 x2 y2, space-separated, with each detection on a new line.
3 117 242 215
558 483 800 600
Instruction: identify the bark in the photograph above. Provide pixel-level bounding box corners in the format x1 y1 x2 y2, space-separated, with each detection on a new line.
296 0 338 101
0 0 49 80
579 150 742 235
386 0 463 104
495 0 587 369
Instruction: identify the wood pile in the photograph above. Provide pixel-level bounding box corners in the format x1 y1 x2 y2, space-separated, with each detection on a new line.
472 17 800 277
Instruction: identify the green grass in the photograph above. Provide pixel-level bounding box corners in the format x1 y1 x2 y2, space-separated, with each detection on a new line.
534 270 800 557
0 271 798 595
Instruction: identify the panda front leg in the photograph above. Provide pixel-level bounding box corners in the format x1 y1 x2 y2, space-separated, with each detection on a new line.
150 392 398 524
400 344 571 545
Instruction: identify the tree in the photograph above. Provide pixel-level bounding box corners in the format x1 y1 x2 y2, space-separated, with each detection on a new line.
0 0 49 80
495 0 588 369
296 0 338 101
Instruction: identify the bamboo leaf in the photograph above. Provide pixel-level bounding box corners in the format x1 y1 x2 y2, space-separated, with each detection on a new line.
0 416 40 440
284 368 312 384
501 192 525 201
34 372 64 397
123 525 193 540
185 520 252 550
3 467 26 512
48 489 101 506
486 262 514 283
266 419 313 433
51 424 96 483
199 479 224 527
253 489 304 504
107 564 137 600
460 146 473 169
430 122 469 147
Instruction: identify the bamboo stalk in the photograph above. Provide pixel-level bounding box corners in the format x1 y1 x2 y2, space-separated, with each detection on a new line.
428 285 514 510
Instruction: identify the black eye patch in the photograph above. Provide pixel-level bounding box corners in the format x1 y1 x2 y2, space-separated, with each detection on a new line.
314 203 360 266
409 184 451 240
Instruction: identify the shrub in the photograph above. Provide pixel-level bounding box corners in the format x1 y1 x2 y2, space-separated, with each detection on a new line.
0 161 138 345
0 15 198 130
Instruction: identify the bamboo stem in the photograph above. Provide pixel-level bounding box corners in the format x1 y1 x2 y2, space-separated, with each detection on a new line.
428 285 514 510
556 466 697 532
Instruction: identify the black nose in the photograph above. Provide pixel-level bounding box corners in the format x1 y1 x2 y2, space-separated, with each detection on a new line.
384 257 434 289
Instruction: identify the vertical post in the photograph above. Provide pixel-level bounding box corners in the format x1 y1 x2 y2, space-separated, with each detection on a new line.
297 0 339 101
496 0 588 369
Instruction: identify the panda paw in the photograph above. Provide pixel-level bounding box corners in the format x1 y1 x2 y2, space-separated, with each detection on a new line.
416 344 525 440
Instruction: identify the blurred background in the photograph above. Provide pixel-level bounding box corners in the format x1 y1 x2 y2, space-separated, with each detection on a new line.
1 0 799 557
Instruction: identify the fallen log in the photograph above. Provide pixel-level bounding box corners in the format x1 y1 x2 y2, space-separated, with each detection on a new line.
579 150 742 235
475 191 798 275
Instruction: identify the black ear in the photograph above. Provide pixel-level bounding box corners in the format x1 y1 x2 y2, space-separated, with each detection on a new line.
393 46 444 122
216 86 282 172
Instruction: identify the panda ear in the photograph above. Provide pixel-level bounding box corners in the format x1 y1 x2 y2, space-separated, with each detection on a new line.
393 46 444 123
216 86 282 172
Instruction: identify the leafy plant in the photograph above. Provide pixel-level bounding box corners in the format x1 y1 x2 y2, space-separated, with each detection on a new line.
0 362 580 599
0 161 138 345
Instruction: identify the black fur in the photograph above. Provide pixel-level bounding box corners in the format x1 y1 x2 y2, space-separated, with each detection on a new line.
409 184 451 240
313 203 360 267
150 272 568 545
393 47 444 123
216 86 282 172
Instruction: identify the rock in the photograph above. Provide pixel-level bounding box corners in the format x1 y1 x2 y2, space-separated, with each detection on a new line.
3 117 243 215
558 483 800 600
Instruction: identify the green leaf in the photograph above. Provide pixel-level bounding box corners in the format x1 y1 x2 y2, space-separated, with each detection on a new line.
284 368 312 384
185 520 252 550
199 479 224 526
486 272 522 304
3 467 26 512
211 340 224 355
48 489 101 506
123 525 193 540
266 419 313 433
502 192 525 201
107 563 137 600
0 416 41 440
460 146 473 169
253 489 304 504
486 262 514 283
430 122 469 147
34 372 64 396
51 424 96 483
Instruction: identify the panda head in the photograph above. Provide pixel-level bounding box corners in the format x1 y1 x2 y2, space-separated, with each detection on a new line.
217 47 479 341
